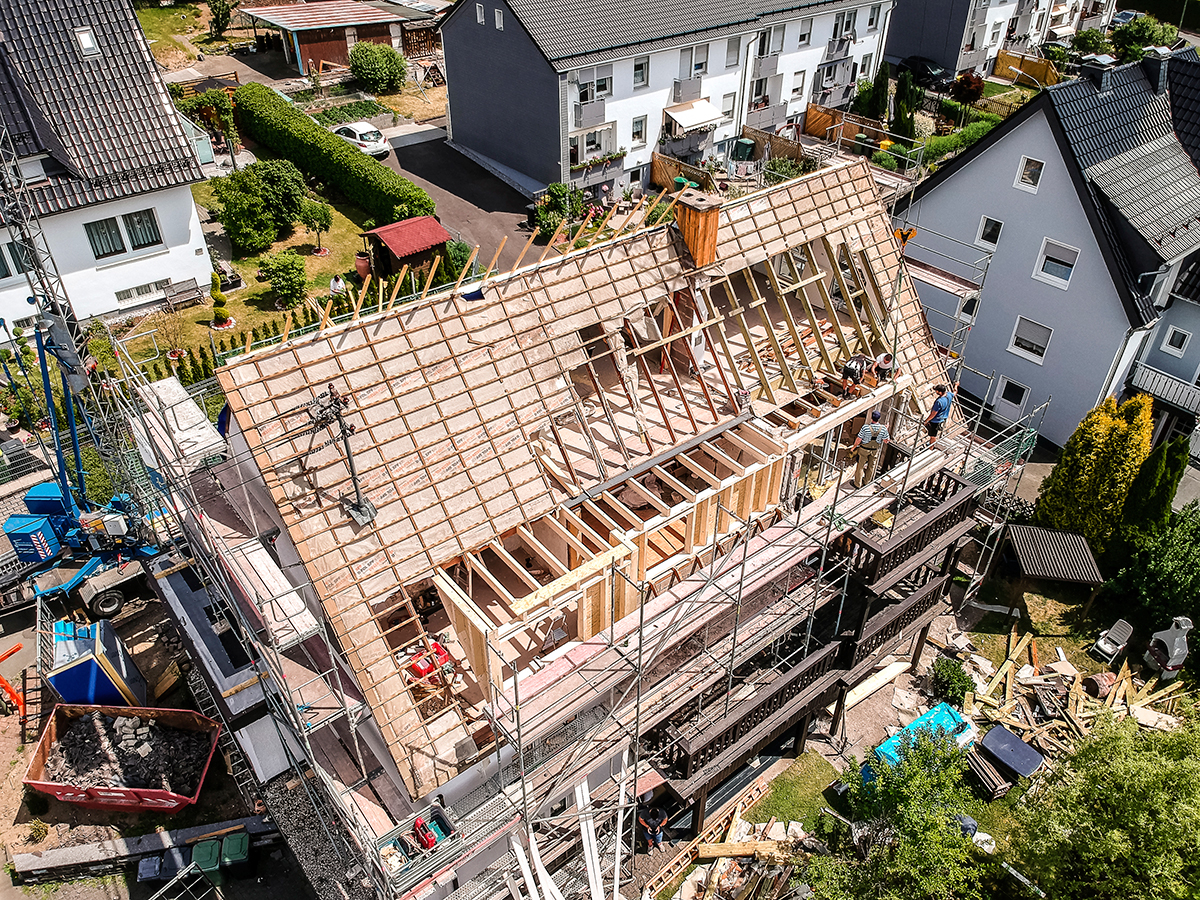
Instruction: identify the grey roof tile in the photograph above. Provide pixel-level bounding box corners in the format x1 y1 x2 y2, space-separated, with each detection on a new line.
0 0 201 220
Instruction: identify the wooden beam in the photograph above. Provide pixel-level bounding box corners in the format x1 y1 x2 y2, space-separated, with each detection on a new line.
742 269 799 394
419 254 442 301
540 513 593 561
489 541 542 594
622 476 671 517
451 245 480 294
516 525 570 579
598 491 646 531
722 279 777 406
651 464 696 502
466 550 518 606
697 440 746 477
509 228 540 274
801 244 851 360
763 257 816 378
676 451 722 489
386 264 409 312
718 430 768 465
560 505 612 551
510 542 633 616
624 319 678 443
820 236 872 352
581 499 624 540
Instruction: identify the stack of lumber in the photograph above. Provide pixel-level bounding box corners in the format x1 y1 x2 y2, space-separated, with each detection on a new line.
953 627 1187 779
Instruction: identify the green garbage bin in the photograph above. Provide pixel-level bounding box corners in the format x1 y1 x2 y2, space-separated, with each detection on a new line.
221 832 253 879
193 840 224 886
731 138 755 162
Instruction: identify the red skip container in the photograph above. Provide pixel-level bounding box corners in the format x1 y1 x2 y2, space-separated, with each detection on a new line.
24 704 222 813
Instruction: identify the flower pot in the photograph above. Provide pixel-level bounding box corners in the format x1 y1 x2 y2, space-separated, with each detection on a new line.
355 252 372 279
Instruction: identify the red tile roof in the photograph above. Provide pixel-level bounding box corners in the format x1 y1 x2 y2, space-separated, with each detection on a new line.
367 216 451 259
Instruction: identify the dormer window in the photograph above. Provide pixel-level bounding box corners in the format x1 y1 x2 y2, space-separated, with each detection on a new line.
75 26 100 57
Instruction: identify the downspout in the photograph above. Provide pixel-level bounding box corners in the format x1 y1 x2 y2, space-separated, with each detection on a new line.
1096 324 1135 407
732 33 758 139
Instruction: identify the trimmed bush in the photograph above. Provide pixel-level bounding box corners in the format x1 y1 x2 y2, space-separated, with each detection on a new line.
348 42 407 93
234 82 434 225
931 657 973 707
870 150 898 171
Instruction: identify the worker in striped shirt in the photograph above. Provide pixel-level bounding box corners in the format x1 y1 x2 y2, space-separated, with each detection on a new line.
852 410 890 488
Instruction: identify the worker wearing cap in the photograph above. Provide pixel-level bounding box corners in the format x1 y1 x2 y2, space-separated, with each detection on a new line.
852 411 890 488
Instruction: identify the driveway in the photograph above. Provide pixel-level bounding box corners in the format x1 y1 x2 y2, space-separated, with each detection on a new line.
383 133 532 273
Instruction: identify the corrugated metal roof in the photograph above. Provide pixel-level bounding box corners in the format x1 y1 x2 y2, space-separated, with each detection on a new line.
1006 524 1103 585
246 2 404 31
0 0 202 219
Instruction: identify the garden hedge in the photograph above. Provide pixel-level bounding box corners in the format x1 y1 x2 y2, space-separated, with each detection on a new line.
234 82 434 224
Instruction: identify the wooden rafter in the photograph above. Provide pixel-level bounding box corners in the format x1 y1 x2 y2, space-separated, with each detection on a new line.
820 236 872 353
624 318 679 443
782 251 837 372
741 269 799 395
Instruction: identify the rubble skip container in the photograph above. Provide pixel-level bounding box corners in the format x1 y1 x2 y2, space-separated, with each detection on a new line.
193 839 224 886
22 704 221 814
221 831 252 879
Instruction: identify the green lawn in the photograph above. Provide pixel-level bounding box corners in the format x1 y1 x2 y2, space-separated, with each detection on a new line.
135 4 202 59
967 580 1102 677
746 751 842 832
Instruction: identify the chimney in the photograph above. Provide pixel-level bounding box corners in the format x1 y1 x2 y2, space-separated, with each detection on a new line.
674 188 722 268
1141 45 1172 94
1080 53 1118 92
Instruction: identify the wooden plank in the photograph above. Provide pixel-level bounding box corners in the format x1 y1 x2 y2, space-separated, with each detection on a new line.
516 525 570 579
742 269 798 394
696 840 781 859
540 513 593 561
783 250 836 372
697 441 746 478
622 477 671 517
676 451 722 489
466 551 518 606
651 465 696 502
489 541 542 594
981 633 1033 698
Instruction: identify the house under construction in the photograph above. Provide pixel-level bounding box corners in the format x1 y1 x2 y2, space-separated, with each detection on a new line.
122 159 1042 900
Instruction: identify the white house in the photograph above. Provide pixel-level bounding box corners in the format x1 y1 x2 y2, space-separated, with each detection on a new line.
441 0 894 196
0 0 211 327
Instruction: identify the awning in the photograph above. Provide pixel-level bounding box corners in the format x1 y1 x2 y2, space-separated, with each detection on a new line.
664 99 724 133
1005 524 1103 585
1051 3 1069 12
1049 24 1076 39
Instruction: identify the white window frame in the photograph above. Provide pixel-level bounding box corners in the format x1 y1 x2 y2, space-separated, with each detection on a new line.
1032 237 1079 289
1008 315 1053 364
476 4 485 24
833 10 857 39
682 44 708 77
798 17 813 46
1014 155 1045 193
868 5 881 29
959 292 980 324
791 71 807 98
721 92 736 119
993 376 1030 422
631 115 647 146
976 215 1004 248
633 56 649 88
861 54 873 78
726 37 741 68
1162 325 1192 358
75 27 100 57
494 9 503 30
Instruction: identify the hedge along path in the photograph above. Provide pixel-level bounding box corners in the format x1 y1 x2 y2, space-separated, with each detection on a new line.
234 82 435 226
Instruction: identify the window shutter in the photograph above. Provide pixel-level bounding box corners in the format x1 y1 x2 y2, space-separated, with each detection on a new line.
1014 317 1051 348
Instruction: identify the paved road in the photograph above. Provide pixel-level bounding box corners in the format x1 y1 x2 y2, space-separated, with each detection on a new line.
383 133 532 273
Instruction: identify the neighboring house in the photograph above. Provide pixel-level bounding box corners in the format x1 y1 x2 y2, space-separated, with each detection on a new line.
363 216 451 281
896 49 1200 448
0 0 211 325
886 0 1117 76
440 0 894 196
244 1 409 75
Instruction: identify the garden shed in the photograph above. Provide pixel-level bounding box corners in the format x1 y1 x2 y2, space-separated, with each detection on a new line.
363 216 451 282
243 1 405 75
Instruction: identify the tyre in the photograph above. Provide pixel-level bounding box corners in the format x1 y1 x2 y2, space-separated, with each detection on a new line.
89 589 125 619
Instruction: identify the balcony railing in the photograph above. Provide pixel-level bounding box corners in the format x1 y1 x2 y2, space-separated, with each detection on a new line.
844 469 977 591
958 46 992 71
1131 361 1200 415
752 53 779 79
850 574 948 667
574 98 606 130
746 102 786 130
673 77 703 103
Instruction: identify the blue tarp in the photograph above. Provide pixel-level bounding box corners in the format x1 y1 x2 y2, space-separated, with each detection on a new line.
872 702 976 769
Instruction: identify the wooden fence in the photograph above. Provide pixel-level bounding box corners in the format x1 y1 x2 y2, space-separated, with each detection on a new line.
994 50 1062 87
803 103 888 144
650 152 718 192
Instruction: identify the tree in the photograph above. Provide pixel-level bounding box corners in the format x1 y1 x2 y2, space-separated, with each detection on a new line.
891 71 921 142
850 80 876 117
1105 435 1191 572
807 729 982 900
1033 394 1153 555
763 155 818 185
249 159 307 230
870 61 890 121
299 199 333 251
211 160 306 252
1071 28 1114 55
208 0 240 37
259 251 308 309
1105 502 1200 652
533 182 585 237
930 657 972 707
210 272 231 327
348 41 407 93
1012 713 1200 900
948 73 984 106
1111 15 1177 61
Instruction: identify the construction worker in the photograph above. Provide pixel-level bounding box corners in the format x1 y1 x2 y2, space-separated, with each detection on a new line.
871 352 898 381
852 410 890 488
639 806 668 853
925 382 958 446
840 352 871 396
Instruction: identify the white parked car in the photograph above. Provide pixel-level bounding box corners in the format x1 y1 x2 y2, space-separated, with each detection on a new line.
332 121 390 158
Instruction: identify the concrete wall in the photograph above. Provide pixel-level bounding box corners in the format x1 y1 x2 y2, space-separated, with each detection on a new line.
884 0 969 71
442 0 564 186
902 108 1133 446
0 184 211 325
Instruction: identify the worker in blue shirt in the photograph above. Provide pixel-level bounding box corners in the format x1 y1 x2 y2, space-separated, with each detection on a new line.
925 381 958 446
852 410 890 488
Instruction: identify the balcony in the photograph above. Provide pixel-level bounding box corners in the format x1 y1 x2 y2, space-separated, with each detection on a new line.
958 46 992 71
673 76 703 104
751 53 779 79
1131 361 1200 415
574 98 606 130
746 102 786 131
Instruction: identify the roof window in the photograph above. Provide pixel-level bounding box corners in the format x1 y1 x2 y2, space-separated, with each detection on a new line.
75 27 100 57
